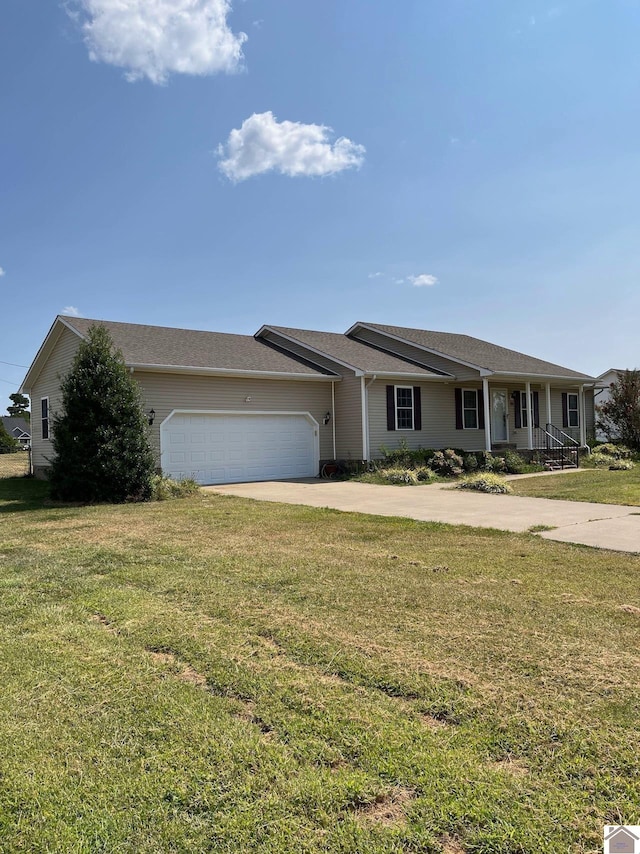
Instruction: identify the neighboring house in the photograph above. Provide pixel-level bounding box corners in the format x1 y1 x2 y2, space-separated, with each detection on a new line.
0 416 31 449
21 316 596 484
595 368 625 441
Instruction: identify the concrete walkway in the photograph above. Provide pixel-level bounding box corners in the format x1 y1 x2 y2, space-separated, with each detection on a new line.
206 479 640 554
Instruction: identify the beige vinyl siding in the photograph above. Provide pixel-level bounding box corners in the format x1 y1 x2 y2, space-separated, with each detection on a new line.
351 328 482 381
28 325 82 470
133 371 334 467
259 331 364 459
550 388 581 444
334 374 363 459
367 380 487 456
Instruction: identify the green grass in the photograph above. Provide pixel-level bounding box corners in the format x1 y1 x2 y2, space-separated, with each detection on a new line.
511 467 640 506
0 478 639 852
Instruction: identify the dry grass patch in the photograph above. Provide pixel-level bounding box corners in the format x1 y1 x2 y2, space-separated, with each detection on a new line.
439 835 466 853
0 454 29 479
147 648 208 688
355 785 415 827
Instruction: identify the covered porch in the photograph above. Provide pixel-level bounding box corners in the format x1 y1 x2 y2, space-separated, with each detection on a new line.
481 378 593 460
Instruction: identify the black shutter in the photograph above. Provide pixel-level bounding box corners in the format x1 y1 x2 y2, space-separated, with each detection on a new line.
477 389 485 429
413 387 422 431
514 392 521 429
532 391 540 428
455 388 463 429
561 393 568 428
386 385 396 431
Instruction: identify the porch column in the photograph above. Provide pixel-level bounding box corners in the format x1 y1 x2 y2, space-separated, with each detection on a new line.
526 381 533 450
483 378 491 451
545 383 551 429
579 384 586 447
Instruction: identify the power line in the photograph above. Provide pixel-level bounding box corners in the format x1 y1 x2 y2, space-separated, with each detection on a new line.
0 360 28 368
0 377 21 386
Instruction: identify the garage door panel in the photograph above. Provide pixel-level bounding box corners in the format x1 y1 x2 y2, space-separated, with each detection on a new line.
161 413 317 485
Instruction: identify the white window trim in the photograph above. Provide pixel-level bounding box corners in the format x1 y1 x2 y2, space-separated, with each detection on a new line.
462 388 479 430
395 385 415 431
41 396 50 441
567 393 579 428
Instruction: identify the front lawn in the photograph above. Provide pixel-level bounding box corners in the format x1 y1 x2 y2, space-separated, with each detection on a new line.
511 467 640 506
0 477 639 852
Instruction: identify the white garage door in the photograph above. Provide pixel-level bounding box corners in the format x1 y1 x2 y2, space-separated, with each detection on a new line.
161 412 319 485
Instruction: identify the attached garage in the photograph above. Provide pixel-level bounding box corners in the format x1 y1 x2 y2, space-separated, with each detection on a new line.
160 411 320 485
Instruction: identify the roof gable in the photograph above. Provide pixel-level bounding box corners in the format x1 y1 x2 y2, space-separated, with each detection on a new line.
259 326 451 377
349 322 595 381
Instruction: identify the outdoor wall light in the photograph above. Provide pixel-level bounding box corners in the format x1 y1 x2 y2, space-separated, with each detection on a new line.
323 411 331 425
148 409 155 426
245 396 252 403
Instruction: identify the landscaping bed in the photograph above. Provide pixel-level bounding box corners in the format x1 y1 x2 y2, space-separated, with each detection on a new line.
0 476 638 852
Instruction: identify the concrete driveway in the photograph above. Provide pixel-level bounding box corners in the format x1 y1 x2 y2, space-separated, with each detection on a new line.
206 479 640 554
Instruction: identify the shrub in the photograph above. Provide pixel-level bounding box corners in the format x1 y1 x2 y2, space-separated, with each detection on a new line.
48 325 155 503
151 475 201 500
381 467 418 485
379 441 435 469
503 450 527 474
592 443 632 459
589 452 612 468
608 460 635 471
463 454 479 472
457 473 513 494
429 449 464 477
415 466 436 482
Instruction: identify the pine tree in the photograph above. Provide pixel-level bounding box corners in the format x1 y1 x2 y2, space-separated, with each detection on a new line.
49 325 155 502
7 392 30 420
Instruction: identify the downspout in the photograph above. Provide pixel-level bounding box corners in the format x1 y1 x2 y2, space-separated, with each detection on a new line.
361 375 377 461
331 380 336 460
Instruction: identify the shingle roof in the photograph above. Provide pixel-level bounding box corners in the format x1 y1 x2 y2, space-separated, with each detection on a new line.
355 322 595 380
1 416 30 438
263 326 449 376
63 317 335 376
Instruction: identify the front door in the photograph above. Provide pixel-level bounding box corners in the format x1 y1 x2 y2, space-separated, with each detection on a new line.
491 389 508 443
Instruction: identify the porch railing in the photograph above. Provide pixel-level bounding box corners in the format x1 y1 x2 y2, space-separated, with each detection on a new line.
531 423 580 469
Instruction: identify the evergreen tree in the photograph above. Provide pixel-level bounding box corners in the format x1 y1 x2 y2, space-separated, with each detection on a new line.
597 369 640 450
49 325 155 502
7 392 30 420
0 420 19 454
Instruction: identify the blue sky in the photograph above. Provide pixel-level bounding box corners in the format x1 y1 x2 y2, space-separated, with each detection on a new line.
2 0 639 414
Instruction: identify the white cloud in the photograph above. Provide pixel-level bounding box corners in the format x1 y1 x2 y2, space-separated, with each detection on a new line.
217 111 366 182
62 306 82 317
0 267 5 277
368 271 383 279
70 0 247 84
408 274 438 287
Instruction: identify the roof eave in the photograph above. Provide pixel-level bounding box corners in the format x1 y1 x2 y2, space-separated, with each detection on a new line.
128 363 339 381
490 371 596 383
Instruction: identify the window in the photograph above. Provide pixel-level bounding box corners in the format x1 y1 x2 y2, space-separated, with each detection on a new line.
520 391 528 428
395 386 414 430
567 393 579 428
41 397 49 440
463 389 479 429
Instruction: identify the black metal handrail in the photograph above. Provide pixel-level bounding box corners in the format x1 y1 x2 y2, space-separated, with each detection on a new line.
531 423 580 469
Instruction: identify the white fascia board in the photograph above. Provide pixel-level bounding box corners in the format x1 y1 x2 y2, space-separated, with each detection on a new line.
491 371 596 383
348 323 488 373
363 372 452 381
19 316 84 393
128 363 339 382
257 326 364 376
